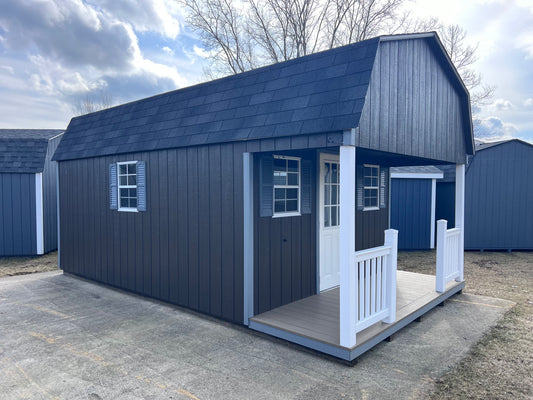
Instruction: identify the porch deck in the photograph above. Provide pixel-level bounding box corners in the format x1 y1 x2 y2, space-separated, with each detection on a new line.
249 271 465 361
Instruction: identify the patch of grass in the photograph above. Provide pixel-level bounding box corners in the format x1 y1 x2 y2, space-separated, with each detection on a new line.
399 250 533 400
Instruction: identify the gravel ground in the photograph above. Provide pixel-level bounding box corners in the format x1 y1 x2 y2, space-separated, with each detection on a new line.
0 251 58 277
399 250 533 400
2 250 531 399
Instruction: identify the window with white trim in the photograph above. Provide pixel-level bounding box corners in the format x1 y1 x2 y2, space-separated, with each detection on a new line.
273 155 300 216
363 164 379 210
118 161 138 210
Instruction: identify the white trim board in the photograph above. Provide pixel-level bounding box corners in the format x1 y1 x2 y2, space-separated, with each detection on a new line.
243 153 254 325
390 172 443 179
35 172 44 255
430 178 437 249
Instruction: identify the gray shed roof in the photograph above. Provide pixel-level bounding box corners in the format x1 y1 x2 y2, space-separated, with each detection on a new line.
54 36 381 161
54 31 472 162
475 138 533 152
0 129 64 173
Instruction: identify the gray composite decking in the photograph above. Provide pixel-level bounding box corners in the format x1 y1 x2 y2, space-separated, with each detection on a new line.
249 271 465 361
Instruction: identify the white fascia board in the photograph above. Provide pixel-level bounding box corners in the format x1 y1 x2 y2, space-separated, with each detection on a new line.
390 172 443 179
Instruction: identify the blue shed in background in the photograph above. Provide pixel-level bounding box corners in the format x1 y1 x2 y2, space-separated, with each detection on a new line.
0 129 63 256
464 139 533 250
390 166 443 250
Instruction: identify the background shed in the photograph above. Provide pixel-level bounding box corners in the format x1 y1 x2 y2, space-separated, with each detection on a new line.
0 129 63 256
463 139 533 250
390 166 443 250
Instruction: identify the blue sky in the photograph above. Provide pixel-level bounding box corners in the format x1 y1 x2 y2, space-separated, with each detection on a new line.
0 0 532 142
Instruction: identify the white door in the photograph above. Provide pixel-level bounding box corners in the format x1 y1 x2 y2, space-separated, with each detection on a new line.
319 153 340 291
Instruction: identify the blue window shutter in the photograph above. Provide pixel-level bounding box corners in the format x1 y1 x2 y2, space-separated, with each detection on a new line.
260 155 273 217
356 164 364 210
301 159 312 214
137 161 147 211
109 163 118 210
379 167 387 209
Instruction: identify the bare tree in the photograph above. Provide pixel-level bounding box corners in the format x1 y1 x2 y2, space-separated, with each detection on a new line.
181 0 493 106
438 24 494 106
73 89 115 116
181 0 407 75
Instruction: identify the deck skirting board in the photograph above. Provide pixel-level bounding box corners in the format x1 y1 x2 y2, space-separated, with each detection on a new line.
248 320 351 360
348 280 465 360
249 281 466 362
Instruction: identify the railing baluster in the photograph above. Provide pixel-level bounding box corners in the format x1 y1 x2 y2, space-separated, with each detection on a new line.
359 261 364 319
365 260 370 318
376 256 382 312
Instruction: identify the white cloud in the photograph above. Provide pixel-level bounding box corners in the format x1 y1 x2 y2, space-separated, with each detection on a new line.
0 65 14 75
517 33 533 58
162 46 174 56
474 116 518 138
524 98 533 108
490 98 514 111
193 45 216 59
0 0 195 127
90 0 183 39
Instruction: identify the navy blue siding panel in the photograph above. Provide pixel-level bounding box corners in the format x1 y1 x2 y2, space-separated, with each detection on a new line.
0 173 37 256
391 179 432 250
253 150 317 316
435 182 455 229
59 143 246 324
465 141 533 250
43 134 62 253
358 39 468 163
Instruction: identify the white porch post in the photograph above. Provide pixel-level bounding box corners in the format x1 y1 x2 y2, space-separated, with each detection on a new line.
455 164 465 282
339 145 357 348
383 229 398 323
430 178 437 249
436 219 448 293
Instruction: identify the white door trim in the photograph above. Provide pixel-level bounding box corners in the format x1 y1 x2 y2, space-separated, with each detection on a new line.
318 152 340 292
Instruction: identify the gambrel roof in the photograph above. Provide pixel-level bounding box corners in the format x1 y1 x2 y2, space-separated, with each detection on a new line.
0 129 64 173
54 32 473 162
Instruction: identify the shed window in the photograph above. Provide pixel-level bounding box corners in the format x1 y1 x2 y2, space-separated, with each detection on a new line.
110 161 146 212
118 162 137 210
273 155 300 217
363 164 379 210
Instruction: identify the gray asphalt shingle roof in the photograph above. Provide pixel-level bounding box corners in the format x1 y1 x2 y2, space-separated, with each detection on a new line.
0 129 64 173
53 37 380 161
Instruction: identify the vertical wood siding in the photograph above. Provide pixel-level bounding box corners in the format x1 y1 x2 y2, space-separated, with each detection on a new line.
390 179 432 250
465 141 533 250
57 133 351 323
358 39 467 163
59 143 246 324
355 206 389 251
0 173 36 256
253 151 317 316
435 182 455 230
43 134 62 253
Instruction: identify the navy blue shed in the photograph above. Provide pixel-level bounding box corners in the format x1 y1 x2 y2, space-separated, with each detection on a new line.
464 139 533 250
390 166 443 250
0 129 63 256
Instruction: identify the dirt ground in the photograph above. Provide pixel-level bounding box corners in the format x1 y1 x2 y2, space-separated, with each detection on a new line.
1 250 531 399
399 250 533 400
0 251 58 278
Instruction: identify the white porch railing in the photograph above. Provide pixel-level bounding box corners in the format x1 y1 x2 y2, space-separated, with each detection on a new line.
436 219 463 292
353 229 398 333
339 229 398 340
